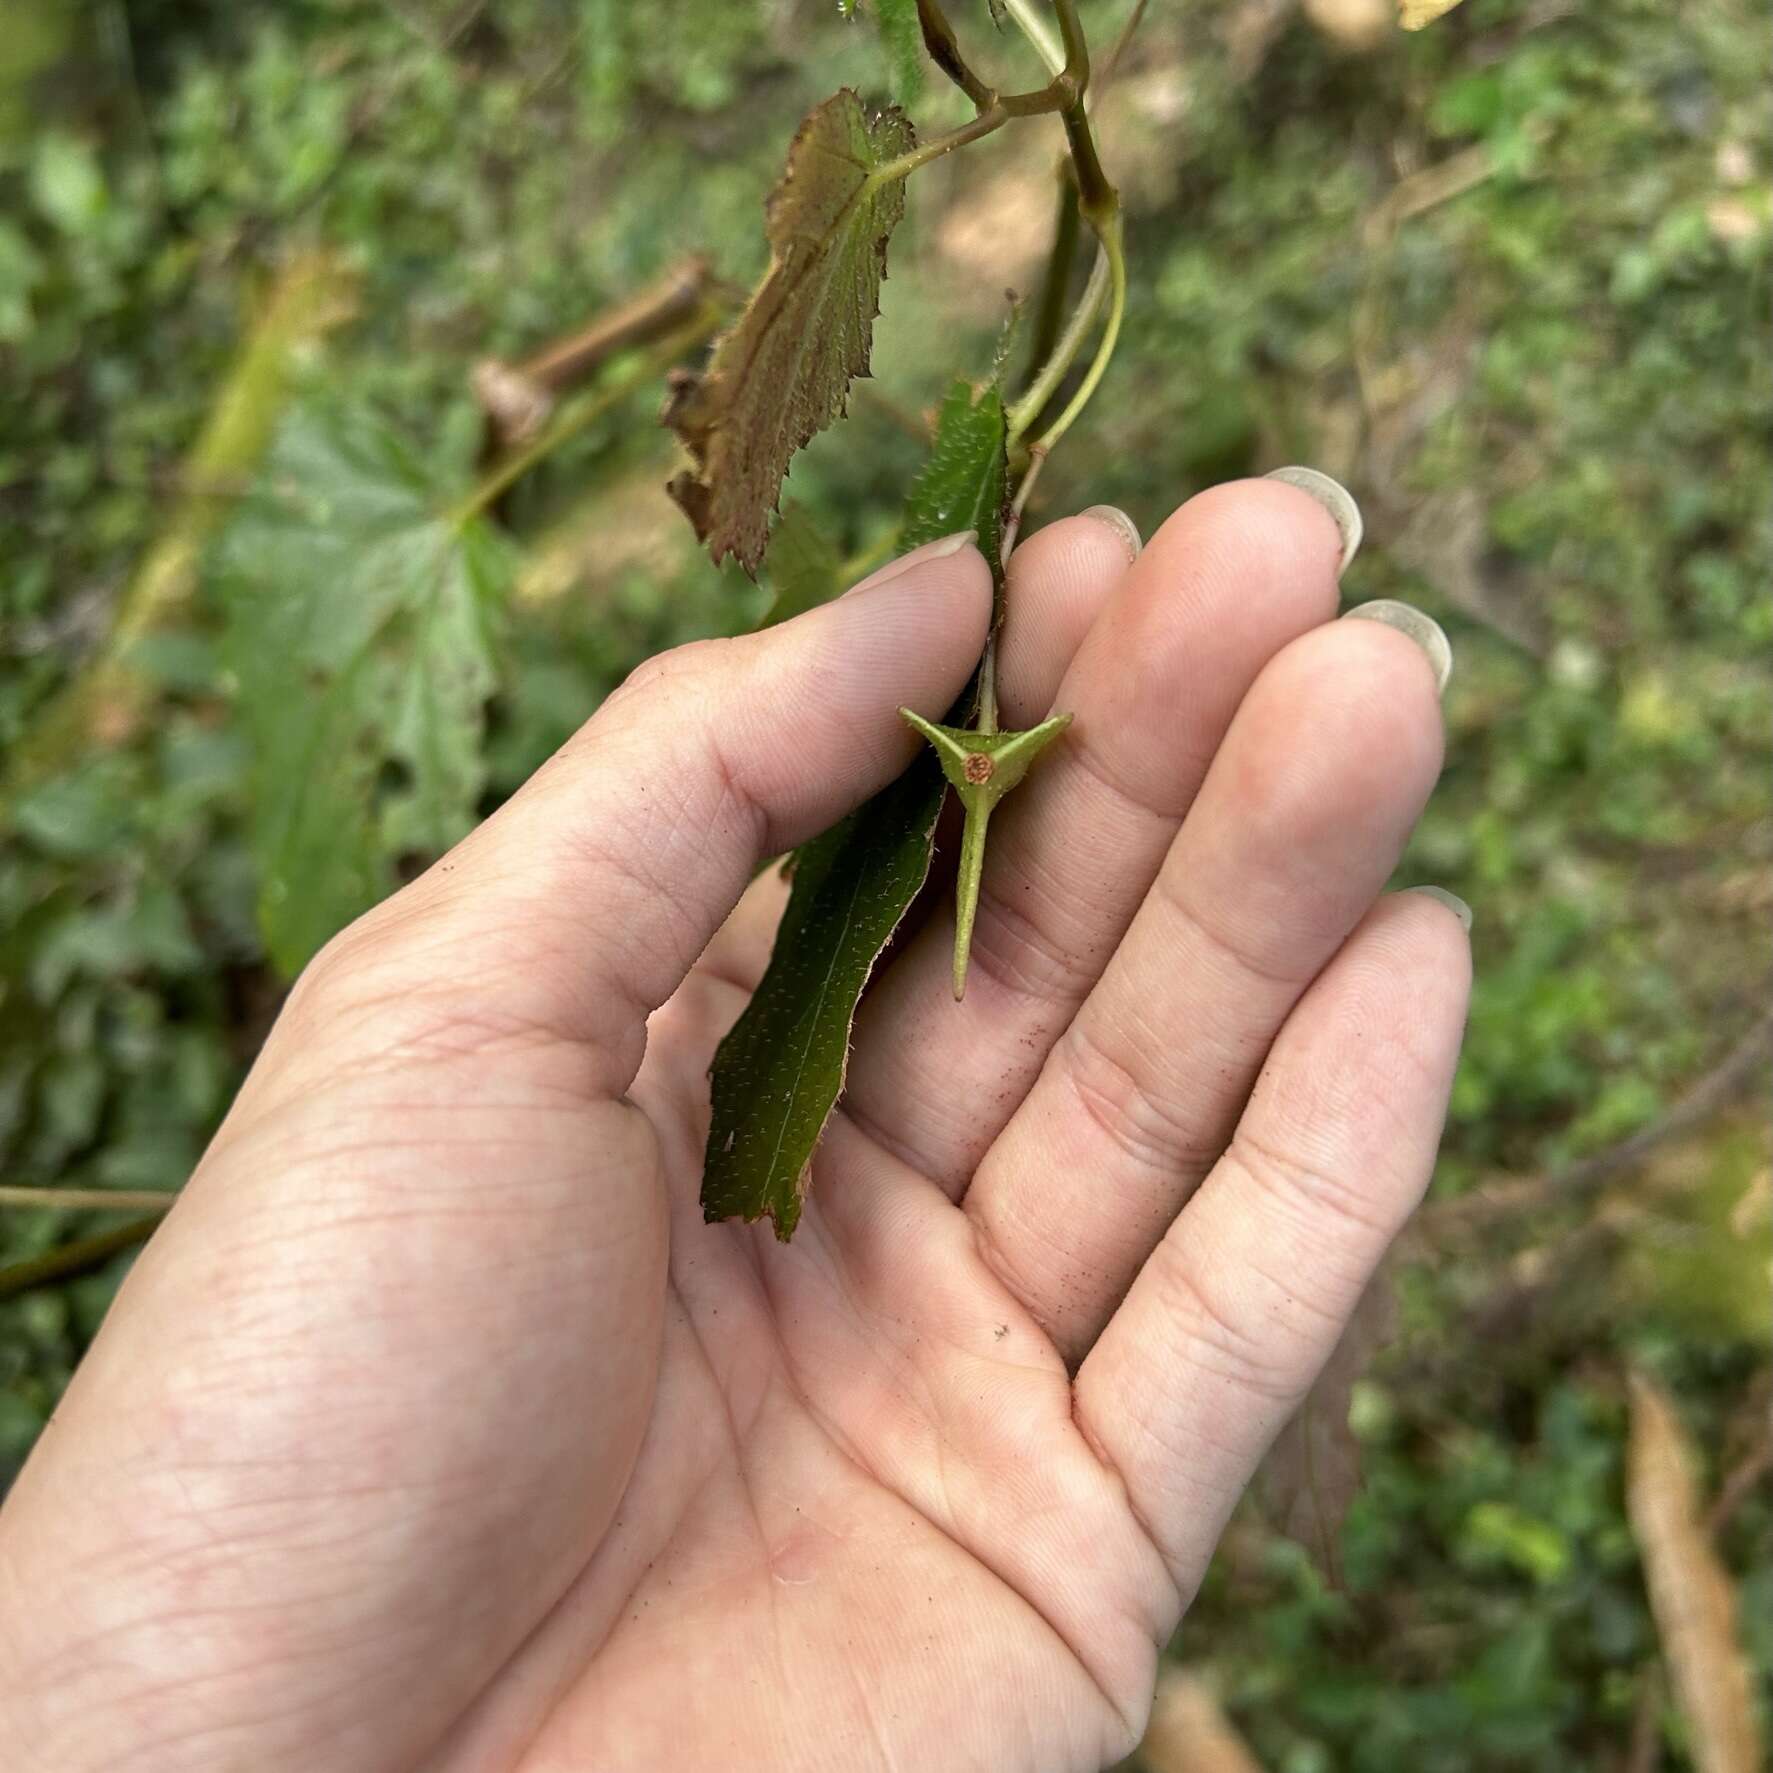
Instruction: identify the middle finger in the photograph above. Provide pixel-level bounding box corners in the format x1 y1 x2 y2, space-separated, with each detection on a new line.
841 477 1349 1195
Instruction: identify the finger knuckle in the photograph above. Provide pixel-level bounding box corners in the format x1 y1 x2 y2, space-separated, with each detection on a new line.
1062 1019 1220 1180
601 633 736 722
1142 1241 1300 1405
1229 1128 1399 1244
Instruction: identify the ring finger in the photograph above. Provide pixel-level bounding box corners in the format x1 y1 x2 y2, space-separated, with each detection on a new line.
964 606 1450 1360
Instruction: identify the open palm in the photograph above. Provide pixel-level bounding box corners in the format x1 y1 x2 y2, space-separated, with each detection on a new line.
0 480 1469 1773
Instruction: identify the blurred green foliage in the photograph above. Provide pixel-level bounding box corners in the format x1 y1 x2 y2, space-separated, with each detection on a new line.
1 0 1767 1763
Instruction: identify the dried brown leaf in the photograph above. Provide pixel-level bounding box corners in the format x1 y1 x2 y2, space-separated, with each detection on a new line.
1304 0 1393 52
666 89 914 574
1398 0 1467 28
1139 1668 1269 1773
1255 1258 1396 1580
1626 1371 1765 1773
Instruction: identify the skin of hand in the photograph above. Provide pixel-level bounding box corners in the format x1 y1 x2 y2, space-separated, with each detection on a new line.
0 480 1469 1773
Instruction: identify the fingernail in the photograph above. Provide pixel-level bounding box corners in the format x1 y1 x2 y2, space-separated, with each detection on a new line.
1080 504 1142 563
847 530 977 596
1341 598 1453 694
1408 885 1473 931
1264 466 1363 574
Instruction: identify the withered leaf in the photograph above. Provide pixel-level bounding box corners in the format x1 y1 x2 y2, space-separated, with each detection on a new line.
666 89 914 574
1255 1258 1397 1582
1139 1668 1269 1773
1398 0 1469 29
1627 1371 1765 1773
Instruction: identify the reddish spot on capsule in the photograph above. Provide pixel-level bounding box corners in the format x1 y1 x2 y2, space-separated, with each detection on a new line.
963 752 994 785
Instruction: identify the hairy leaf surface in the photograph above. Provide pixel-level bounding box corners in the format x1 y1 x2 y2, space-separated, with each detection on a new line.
839 0 925 102
666 89 914 574
702 379 1008 1237
898 378 1011 568
217 401 509 975
873 0 927 102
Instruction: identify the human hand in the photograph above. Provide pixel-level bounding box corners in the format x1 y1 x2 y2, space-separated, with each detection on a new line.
0 477 1469 1773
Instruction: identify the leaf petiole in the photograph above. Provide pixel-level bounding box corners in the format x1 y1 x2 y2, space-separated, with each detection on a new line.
1000 0 1066 75
1006 242 1109 441
1019 207 1126 460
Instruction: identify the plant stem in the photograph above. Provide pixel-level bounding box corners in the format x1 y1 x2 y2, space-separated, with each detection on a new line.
977 633 1000 735
872 105 1014 182
1048 0 1116 225
1007 243 1108 440
874 0 1103 188
0 1187 178 1214
1098 0 1151 91
1022 209 1126 458
2 250 349 808
0 1219 160 1302
871 58 1086 186
473 255 713 451
916 0 993 110
451 306 721 526
1024 167 1082 396
1005 442 1050 553
1002 0 1066 75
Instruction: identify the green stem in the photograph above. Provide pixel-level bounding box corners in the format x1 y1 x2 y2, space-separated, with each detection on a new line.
871 106 1013 184
1048 0 1115 224
1024 169 1082 398
0 1186 177 1214
0 1218 160 1302
874 1 1101 190
2 251 347 809
917 0 993 109
1006 243 1108 440
1006 442 1050 547
977 633 1000 735
1002 0 1066 75
1023 209 1126 458
870 59 1086 188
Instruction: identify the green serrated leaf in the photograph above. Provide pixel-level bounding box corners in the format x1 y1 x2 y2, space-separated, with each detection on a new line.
761 502 846 627
899 377 1010 566
702 377 1008 1238
217 399 511 976
666 89 915 574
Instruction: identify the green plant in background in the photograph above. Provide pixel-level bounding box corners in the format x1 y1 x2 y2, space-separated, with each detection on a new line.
1 0 1768 1764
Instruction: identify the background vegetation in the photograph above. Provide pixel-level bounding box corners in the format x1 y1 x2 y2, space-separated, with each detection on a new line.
2 1 1767 1766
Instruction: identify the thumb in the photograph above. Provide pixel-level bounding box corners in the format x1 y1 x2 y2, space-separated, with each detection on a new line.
310 531 991 1095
